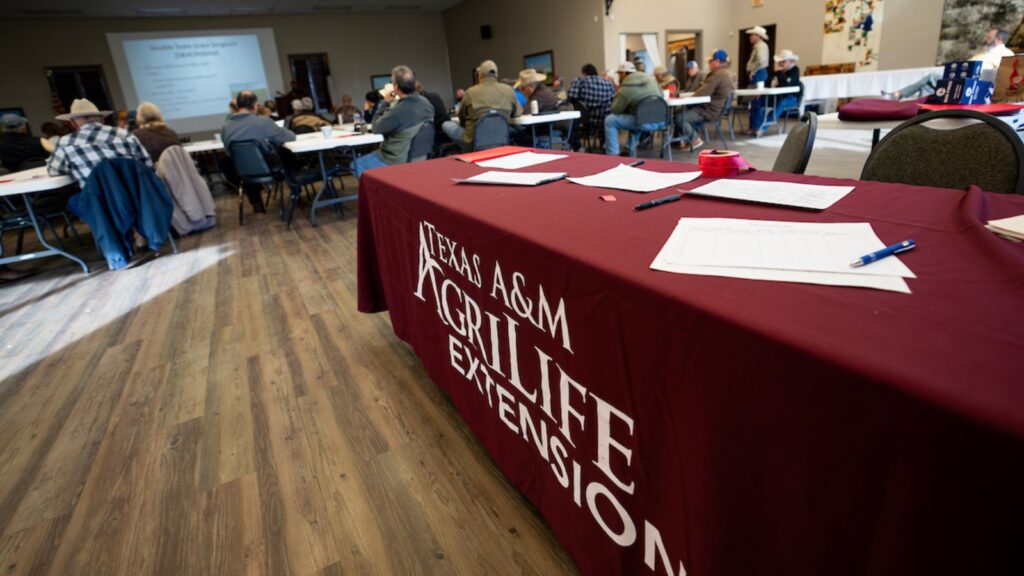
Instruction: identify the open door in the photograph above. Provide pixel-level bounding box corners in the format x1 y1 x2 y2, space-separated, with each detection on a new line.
735 24 776 88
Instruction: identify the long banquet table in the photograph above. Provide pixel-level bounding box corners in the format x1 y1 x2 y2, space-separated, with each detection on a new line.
357 152 1024 576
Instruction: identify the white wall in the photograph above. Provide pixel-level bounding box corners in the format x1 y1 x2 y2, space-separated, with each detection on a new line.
731 0 948 70
0 13 453 135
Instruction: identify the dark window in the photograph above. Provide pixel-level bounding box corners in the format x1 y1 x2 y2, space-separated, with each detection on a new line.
45 66 114 115
289 53 333 113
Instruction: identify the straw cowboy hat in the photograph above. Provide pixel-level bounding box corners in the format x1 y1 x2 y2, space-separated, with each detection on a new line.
514 68 548 88
653 65 669 75
745 25 770 40
774 49 800 62
55 98 112 121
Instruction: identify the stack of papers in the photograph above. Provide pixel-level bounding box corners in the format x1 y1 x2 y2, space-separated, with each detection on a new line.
454 171 566 186
687 179 855 211
986 214 1024 241
476 151 568 169
651 218 916 293
568 164 701 193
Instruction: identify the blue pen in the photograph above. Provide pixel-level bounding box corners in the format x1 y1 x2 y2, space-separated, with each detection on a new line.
850 239 916 267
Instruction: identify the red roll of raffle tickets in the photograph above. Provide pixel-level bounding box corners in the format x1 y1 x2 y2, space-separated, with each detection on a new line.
698 150 754 178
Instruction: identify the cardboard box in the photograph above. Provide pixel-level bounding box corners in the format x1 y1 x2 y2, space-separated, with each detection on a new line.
943 60 983 80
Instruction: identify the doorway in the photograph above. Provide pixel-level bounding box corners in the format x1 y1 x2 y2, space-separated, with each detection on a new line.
735 24 776 88
619 33 662 74
666 30 702 82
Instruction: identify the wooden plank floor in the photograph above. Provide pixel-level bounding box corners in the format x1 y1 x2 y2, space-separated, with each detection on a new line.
0 185 578 576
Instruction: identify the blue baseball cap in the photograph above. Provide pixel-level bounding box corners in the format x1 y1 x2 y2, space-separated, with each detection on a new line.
687 60 699 68
709 49 729 62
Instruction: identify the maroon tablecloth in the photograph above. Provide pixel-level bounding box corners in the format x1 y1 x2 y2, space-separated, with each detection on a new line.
357 152 1024 576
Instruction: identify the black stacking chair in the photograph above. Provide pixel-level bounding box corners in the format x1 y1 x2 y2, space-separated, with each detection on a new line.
473 110 511 151
407 121 435 163
772 112 817 174
632 95 669 158
861 109 1024 195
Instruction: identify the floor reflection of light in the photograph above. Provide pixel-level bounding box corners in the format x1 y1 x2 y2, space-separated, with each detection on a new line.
0 241 235 382
733 129 876 152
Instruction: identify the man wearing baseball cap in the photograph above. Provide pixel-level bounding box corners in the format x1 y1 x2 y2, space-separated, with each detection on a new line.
47 98 152 189
682 60 705 94
442 59 522 150
604 61 663 156
675 49 735 149
0 114 48 172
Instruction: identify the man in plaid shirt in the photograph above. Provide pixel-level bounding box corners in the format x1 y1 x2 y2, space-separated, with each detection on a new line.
47 98 152 188
566 63 616 131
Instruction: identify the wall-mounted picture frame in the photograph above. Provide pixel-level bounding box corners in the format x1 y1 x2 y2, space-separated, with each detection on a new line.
523 50 555 83
370 74 391 91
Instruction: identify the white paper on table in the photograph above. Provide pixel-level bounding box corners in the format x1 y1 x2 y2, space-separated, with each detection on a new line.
650 260 911 293
986 214 1024 240
476 151 568 169
454 171 566 186
649 218 915 293
567 163 701 193
687 179 855 211
659 218 915 278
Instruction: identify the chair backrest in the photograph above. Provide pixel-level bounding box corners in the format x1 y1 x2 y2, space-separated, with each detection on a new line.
227 140 277 182
408 121 435 162
773 112 817 174
635 95 669 126
292 125 317 135
473 110 510 151
570 98 592 130
861 109 1024 195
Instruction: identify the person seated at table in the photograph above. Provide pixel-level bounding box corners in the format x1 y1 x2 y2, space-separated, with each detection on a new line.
221 91 296 213
416 81 450 142
353 65 435 179
364 91 384 125
604 61 664 156
39 121 70 154
501 78 529 107
567 63 617 147
675 49 735 149
517 69 559 113
335 94 361 124
653 65 680 97
748 49 802 136
681 60 705 93
442 60 522 151
451 88 466 114
132 102 180 163
263 99 278 119
0 113 48 172
290 98 331 133
47 98 152 189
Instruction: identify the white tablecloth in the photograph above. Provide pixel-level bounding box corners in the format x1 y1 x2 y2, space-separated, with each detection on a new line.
803 67 943 101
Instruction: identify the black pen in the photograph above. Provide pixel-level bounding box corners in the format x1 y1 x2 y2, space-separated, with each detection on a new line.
627 160 645 167
634 194 681 211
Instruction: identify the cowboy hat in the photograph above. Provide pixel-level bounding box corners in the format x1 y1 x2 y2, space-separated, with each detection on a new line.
55 98 112 121
745 25 769 40
773 49 799 62
616 61 637 74
514 68 548 88
653 65 669 75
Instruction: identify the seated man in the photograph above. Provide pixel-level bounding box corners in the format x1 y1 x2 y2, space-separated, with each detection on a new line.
47 98 152 189
290 97 331 133
681 61 705 93
749 49 802 134
567 63 616 139
416 81 451 142
604 61 663 156
221 90 297 213
654 65 680 97
353 65 435 178
335 94 361 124
0 114 48 172
517 69 559 113
675 49 734 149
442 60 522 151
890 27 1013 99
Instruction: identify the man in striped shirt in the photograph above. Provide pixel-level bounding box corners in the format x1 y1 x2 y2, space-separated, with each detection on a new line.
47 98 152 188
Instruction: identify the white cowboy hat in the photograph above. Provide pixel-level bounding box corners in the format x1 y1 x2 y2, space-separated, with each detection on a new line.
617 61 637 74
514 68 548 88
745 26 769 41
773 49 799 62
55 98 112 121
